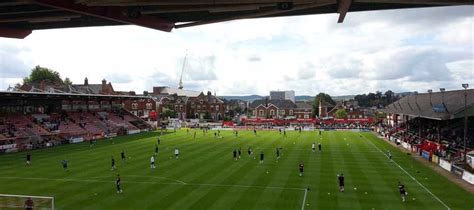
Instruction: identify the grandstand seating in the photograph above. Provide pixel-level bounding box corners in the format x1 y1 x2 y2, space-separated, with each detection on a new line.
0 110 149 150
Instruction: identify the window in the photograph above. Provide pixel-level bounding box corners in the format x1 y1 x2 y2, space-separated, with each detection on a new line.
180 105 183 111
259 110 264 117
281 110 285 115
132 103 138 110
146 103 152 110
200 99 204 104
270 110 275 116
289 109 293 115
174 105 178 111
216 105 219 111
304 114 309 119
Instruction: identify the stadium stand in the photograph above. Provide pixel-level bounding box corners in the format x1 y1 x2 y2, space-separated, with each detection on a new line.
0 91 153 154
379 89 474 167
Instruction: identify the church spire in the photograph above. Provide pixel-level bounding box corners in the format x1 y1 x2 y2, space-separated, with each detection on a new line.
178 50 188 90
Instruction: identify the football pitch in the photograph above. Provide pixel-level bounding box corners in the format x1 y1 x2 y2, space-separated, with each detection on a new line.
0 130 472 210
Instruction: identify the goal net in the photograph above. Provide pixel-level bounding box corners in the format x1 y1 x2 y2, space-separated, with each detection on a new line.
0 194 54 210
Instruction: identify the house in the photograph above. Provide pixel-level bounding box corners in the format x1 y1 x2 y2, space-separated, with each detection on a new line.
249 98 312 119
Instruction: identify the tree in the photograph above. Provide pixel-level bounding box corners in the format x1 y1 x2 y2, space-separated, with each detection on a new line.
161 108 177 119
312 92 335 117
64 77 72 85
335 109 348 119
23 65 64 85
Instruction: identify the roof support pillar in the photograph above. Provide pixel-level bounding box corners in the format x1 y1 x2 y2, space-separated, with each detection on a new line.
337 0 352 23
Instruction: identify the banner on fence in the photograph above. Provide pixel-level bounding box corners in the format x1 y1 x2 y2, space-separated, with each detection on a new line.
462 170 474 185
439 159 452 172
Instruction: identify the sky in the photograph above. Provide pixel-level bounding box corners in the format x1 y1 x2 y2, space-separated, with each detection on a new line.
0 6 473 96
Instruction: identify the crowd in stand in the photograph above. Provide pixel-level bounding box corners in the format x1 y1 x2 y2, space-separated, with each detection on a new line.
317 122 374 129
379 117 474 160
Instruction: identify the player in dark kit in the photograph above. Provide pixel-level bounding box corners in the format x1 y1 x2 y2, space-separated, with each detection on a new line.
238 148 242 159
276 148 281 160
248 147 253 157
254 129 257 136
194 131 197 139
319 130 321 135
338 173 345 192
283 130 286 136
318 143 322 152
116 174 123 193
157 136 161 145
398 181 407 202
61 159 68 171
121 150 126 162
260 152 264 164
111 156 116 171
233 149 237 160
24 197 34 210
26 153 31 165
155 144 159 155
299 161 304 176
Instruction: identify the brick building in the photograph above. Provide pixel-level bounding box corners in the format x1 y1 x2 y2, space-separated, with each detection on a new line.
249 98 312 119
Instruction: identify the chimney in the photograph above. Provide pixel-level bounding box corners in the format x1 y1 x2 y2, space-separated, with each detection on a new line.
101 79 107 94
84 77 88 86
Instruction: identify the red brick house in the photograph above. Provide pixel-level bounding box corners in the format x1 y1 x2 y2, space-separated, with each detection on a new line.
188 91 225 121
249 98 311 119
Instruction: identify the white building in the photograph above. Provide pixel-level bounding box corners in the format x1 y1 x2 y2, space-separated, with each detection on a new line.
270 90 295 102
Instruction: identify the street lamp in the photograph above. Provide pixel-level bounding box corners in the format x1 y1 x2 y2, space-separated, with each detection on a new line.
462 84 469 164
414 91 419 110
440 88 447 112
428 89 433 106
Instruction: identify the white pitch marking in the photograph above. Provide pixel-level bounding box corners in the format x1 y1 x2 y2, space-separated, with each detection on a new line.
0 176 303 191
301 188 308 210
364 136 451 210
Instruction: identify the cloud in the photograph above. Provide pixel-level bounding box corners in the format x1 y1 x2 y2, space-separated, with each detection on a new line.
106 73 133 83
0 5 473 96
0 44 31 78
180 55 217 81
297 62 316 80
247 55 261 62
144 71 176 90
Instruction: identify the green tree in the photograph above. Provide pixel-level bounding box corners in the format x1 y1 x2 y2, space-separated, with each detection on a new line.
335 109 348 119
23 65 64 85
161 108 177 119
312 92 336 117
64 77 73 85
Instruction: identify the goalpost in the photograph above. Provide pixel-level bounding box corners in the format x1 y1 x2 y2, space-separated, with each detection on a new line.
0 194 54 210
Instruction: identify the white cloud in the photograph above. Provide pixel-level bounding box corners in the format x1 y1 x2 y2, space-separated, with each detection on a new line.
0 6 473 95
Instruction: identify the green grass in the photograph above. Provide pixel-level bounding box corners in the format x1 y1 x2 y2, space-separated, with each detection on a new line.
0 130 472 210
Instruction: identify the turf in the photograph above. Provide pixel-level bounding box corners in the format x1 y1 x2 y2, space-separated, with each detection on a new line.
0 130 472 210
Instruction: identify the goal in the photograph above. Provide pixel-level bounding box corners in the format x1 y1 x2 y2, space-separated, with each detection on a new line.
0 194 54 210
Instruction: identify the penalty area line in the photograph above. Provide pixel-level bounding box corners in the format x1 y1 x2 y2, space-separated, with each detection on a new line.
301 188 308 210
364 136 451 210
